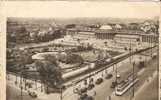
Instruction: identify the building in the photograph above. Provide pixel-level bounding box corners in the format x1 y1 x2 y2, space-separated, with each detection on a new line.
95 28 158 44
66 25 96 40
95 30 116 40
95 25 116 40
66 28 78 36
140 33 158 43
99 25 113 30
73 32 95 40
66 23 158 47
114 34 140 44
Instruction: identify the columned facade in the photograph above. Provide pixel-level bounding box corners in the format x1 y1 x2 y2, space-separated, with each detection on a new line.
141 34 158 43
95 30 116 40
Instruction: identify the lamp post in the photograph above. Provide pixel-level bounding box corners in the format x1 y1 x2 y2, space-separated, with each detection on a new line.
130 61 135 100
60 86 63 100
132 61 135 98
150 37 153 57
130 62 135 100
115 64 118 84
108 95 111 100
129 39 132 64
20 71 23 100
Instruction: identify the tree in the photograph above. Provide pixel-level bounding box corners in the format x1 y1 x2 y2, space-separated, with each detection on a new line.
128 23 139 30
35 59 62 90
65 53 84 64
16 26 29 43
65 24 76 28
7 48 33 72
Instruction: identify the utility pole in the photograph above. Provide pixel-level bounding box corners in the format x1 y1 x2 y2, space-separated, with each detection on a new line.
132 62 135 98
41 82 43 92
130 61 135 100
131 62 135 99
35 78 37 90
129 39 132 64
113 64 114 71
115 64 117 83
15 74 18 85
60 87 63 100
108 96 111 100
150 37 152 57
20 71 23 100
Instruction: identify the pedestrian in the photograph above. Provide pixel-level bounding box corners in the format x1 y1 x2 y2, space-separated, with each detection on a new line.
93 90 96 96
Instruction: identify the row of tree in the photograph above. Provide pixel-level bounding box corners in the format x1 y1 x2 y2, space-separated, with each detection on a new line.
7 26 65 44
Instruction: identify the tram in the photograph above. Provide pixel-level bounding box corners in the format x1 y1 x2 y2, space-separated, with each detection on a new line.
115 74 139 96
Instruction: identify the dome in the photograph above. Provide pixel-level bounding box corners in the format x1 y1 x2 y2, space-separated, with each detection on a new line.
99 25 112 30
115 24 122 29
144 22 151 26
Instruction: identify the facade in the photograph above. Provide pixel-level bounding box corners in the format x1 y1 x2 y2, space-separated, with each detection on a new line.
66 25 158 45
141 34 158 43
73 32 95 40
114 34 140 44
95 30 116 40
66 27 96 40
66 28 78 36
95 29 158 44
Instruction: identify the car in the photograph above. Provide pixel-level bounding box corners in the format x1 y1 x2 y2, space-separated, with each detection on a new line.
110 81 117 88
28 91 37 98
80 87 87 94
95 78 103 85
78 94 94 100
105 74 113 79
73 88 79 94
87 84 95 90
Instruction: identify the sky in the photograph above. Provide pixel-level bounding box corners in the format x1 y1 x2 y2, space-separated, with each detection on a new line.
1 1 161 19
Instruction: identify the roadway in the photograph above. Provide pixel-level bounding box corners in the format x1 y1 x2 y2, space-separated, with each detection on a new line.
110 54 158 100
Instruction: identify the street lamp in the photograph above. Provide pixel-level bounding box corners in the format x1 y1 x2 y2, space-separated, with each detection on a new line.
108 95 111 100
130 61 135 100
60 87 63 100
150 36 153 57
115 64 118 84
20 71 23 100
129 39 132 64
132 61 135 98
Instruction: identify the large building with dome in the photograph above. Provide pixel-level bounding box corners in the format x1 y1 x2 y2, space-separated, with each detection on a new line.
66 23 158 46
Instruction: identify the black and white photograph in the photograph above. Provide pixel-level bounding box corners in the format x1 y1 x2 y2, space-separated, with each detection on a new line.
5 2 160 100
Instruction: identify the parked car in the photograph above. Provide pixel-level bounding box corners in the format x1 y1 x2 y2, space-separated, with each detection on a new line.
78 94 94 100
105 74 113 79
80 87 87 94
87 84 95 90
73 88 79 94
28 91 37 98
110 81 117 88
95 78 103 85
